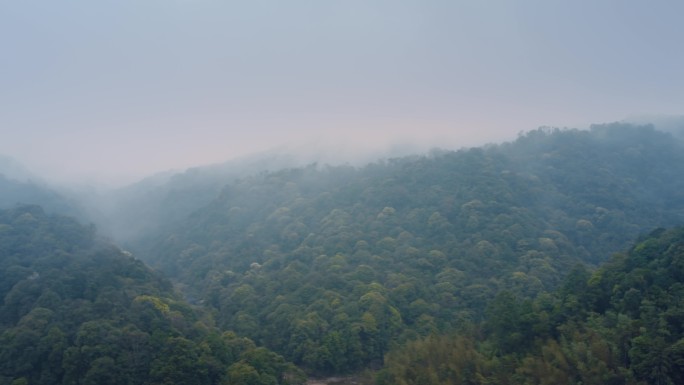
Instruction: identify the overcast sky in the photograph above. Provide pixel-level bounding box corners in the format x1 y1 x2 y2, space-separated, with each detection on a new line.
1 0 683 185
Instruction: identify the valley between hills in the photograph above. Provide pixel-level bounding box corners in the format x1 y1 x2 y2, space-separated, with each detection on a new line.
2 123 684 385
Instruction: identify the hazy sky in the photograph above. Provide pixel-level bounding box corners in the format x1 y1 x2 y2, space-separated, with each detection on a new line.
1 0 683 185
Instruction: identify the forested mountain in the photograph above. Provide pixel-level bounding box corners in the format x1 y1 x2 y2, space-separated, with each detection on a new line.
85 151 341 243
0 206 303 385
2 123 684 382
125 123 684 374
0 160 77 217
378 226 684 385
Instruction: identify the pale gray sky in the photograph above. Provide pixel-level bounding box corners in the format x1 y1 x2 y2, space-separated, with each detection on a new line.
1 0 683 185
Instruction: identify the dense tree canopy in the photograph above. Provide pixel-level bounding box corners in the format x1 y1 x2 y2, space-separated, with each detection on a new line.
128 124 684 373
378 226 684 385
0 206 303 385
2 123 684 382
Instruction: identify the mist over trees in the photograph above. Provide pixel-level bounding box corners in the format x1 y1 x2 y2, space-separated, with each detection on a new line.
0 206 303 385
2 123 684 384
129 123 684 374
0 165 78 218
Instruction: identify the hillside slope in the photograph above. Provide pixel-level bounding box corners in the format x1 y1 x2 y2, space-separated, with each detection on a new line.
0 206 303 385
378 226 684 385
133 123 684 373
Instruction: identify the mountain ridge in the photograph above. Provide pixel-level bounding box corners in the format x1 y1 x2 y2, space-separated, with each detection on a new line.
120 123 684 373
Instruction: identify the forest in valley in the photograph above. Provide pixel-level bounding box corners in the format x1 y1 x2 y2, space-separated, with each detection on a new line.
2 123 684 384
